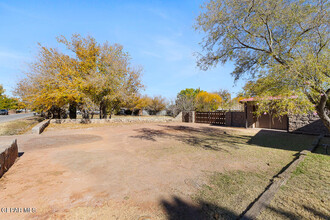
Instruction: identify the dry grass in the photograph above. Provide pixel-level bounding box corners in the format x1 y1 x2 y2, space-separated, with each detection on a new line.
194 171 270 219
314 137 330 155
258 153 330 220
46 122 113 130
0 116 44 135
54 200 164 220
46 121 153 131
190 130 322 219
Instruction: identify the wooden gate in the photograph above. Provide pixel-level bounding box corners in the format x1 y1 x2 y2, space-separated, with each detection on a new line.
195 111 226 125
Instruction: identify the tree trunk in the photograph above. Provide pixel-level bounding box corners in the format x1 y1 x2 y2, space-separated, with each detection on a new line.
100 101 107 119
82 109 89 119
316 91 330 133
69 102 77 119
57 107 61 119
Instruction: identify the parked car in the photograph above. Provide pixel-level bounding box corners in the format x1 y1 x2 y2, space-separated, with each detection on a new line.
0 109 8 115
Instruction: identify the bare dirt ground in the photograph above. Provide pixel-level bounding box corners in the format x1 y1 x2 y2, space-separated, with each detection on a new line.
0 122 313 219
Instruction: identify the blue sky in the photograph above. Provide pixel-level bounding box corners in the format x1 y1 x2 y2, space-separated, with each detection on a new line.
0 0 246 100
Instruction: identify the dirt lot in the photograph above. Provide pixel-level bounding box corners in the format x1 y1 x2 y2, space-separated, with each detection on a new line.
0 122 321 219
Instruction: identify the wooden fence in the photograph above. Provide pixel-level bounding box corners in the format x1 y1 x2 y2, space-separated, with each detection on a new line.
195 111 226 125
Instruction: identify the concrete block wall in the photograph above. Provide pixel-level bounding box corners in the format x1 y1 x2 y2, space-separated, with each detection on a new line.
0 139 18 178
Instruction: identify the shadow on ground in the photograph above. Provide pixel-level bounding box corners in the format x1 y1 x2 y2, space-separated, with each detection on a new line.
161 196 324 220
248 129 328 154
130 125 317 153
130 125 251 152
160 196 240 220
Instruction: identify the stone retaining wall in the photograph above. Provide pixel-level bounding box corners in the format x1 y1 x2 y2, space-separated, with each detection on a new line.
288 113 329 135
32 119 50 134
51 115 182 124
0 139 18 178
182 111 195 123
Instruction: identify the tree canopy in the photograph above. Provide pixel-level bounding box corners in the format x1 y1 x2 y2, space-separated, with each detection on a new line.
175 88 205 112
15 34 143 119
196 0 330 131
195 91 222 111
173 88 225 112
0 84 20 110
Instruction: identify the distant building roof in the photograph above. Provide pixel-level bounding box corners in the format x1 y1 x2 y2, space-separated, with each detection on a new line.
239 96 298 103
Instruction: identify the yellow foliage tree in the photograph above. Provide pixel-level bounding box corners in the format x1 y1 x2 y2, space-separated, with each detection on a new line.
15 34 143 119
195 91 222 112
147 96 167 113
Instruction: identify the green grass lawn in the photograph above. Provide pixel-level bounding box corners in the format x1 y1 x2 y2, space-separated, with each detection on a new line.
0 116 44 135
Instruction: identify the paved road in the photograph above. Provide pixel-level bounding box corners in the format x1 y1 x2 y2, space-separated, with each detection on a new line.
0 113 35 123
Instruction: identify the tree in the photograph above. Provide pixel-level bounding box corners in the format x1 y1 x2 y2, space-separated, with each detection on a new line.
57 35 143 119
125 94 151 115
195 91 222 111
0 84 19 110
175 88 204 111
215 89 231 109
147 95 167 113
196 0 330 131
0 85 4 97
15 43 81 118
16 34 143 119
231 96 245 111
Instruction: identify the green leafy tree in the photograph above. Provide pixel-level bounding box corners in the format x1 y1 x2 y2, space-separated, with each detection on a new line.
0 85 4 97
196 0 330 131
175 88 205 111
0 84 19 110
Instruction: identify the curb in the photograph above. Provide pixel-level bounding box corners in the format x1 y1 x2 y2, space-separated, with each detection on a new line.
240 134 324 220
31 119 50 134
